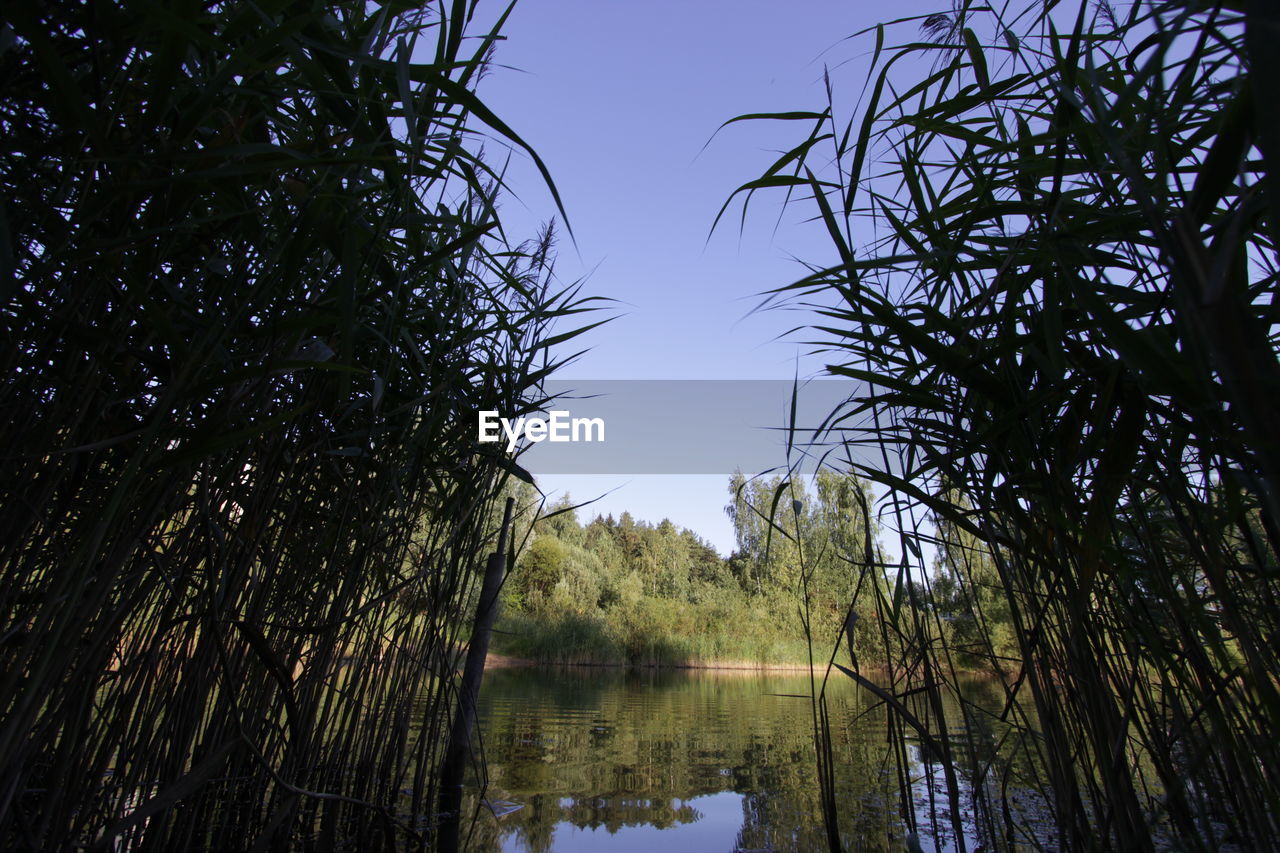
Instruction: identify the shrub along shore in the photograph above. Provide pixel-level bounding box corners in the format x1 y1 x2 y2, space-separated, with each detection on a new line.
492 471 1019 672
483 651 830 672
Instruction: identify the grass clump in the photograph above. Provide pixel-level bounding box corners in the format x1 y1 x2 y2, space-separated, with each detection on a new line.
725 0 1280 849
0 2 594 849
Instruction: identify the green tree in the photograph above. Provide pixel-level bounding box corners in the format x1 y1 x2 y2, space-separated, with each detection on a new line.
520 536 568 603
932 503 1019 670
540 493 584 545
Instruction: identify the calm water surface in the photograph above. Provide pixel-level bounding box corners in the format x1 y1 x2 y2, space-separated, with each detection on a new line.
460 667 1050 853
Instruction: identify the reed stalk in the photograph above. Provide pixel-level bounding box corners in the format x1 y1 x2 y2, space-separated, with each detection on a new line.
0 2 592 849
727 0 1280 848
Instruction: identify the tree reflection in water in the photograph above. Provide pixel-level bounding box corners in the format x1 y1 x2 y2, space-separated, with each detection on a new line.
454 667 1046 852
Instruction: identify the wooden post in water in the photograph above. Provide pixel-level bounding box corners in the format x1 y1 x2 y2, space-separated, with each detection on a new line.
437 497 514 853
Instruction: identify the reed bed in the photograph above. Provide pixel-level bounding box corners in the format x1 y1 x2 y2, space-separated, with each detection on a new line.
0 1 592 849
726 0 1280 849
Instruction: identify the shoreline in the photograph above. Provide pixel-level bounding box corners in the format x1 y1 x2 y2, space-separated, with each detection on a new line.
484 652 857 673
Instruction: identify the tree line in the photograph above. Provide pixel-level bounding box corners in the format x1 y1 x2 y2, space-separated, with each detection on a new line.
498 469 1019 668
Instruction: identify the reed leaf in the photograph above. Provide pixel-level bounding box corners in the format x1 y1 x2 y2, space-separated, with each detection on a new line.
728 0 1280 849
0 2 591 849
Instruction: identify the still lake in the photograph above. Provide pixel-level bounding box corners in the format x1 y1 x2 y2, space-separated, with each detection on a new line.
459 666 1051 853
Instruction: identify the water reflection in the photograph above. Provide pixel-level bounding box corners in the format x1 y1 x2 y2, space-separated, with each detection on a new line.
460 667 1040 853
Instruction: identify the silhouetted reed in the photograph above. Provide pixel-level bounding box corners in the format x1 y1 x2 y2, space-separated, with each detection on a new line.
727 1 1280 849
0 2 594 849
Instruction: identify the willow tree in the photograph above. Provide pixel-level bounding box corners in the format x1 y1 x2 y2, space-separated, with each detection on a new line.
0 1 589 849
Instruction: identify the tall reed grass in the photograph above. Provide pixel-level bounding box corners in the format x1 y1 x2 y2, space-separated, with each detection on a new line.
0 2 592 849
727 0 1280 849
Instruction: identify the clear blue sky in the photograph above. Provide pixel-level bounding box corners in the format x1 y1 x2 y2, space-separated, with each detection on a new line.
464 0 940 553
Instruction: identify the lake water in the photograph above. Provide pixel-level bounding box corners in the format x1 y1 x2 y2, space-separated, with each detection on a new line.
459 667 1052 853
